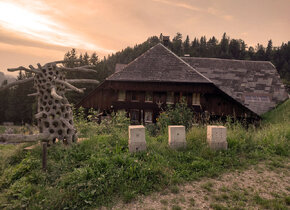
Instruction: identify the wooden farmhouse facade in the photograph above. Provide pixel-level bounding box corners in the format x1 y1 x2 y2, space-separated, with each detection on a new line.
77 43 289 124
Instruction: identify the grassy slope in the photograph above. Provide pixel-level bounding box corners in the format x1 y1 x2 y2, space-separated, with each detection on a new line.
0 100 289 209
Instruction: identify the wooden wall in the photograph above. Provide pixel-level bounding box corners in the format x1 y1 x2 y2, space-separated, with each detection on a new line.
77 81 258 120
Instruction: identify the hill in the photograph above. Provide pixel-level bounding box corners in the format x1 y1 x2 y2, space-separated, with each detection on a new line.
0 72 15 85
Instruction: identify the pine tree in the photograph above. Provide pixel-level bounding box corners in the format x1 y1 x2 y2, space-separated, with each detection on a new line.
266 40 273 61
199 36 207 56
83 52 90 65
90 52 99 65
183 35 190 55
247 46 255 60
190 38 200 56
255 44 266 60
64 49 78 67
172 32 183 56
207 36 218 57
220 33 230 58
240 40 247 59
229 39 241 59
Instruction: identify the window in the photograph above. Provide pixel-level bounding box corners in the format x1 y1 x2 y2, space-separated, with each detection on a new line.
117 90 126 101
260 96 270 102
131 91 138 102
167 92 174 104
145 111 153 123
145 92 153 102
192 93 200 105
130 109 139 122
244 95 270 102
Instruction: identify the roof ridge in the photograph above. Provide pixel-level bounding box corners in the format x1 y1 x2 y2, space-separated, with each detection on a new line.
182 56 275 65
106 43 161 80
159 44 213 83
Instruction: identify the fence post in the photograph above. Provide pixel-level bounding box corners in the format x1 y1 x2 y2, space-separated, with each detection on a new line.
42 142 47 171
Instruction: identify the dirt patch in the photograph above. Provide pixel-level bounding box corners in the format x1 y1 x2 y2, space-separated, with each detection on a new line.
112 159 290 209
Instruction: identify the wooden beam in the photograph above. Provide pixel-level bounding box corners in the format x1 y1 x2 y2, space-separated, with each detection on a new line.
0 133 49 143
7 66 39 74
67 79 99 84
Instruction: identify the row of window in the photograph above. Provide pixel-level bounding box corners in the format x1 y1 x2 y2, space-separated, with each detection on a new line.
244 95 270 102
117 91 201 105
129 109 153 123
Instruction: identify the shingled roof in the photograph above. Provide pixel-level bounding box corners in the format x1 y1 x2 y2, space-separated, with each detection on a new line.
106 43 288 116
182 57 289 115
107 43 211 83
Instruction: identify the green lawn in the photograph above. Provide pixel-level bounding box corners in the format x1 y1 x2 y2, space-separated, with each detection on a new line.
0 99 289 209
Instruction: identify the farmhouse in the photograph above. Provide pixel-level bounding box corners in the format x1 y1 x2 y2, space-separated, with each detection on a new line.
77 43 288 124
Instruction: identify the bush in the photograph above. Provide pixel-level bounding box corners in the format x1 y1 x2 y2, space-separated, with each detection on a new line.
157 98 194 133
73 108 130 138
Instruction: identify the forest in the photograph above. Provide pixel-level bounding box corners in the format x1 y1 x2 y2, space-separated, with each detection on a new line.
0 32 289 124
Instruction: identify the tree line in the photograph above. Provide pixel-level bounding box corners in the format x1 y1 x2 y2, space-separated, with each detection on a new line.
0 32 289 124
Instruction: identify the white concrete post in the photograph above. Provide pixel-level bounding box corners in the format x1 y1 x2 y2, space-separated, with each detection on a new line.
207 125 227 150
128 125 146 153
168 125 186 149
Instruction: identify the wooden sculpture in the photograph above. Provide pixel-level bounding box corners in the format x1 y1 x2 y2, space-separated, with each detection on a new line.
0 60 99 144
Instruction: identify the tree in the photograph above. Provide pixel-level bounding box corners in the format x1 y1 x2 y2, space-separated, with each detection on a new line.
240 40 247 59
172 32 183 56
229 39 241 59
83 52 90 65
199 36 207 56
265 39 273 61
255 44 266 60
190 38 200 56
183 35 190 55
247 46 255 60
207 36 218 57
220 32 230 58
64 49 78 68
90 52 99 65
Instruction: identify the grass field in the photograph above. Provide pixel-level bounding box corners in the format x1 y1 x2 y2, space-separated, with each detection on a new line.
0 99 289 209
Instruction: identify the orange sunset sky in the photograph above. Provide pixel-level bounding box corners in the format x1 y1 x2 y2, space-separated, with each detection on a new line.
0 0 289 76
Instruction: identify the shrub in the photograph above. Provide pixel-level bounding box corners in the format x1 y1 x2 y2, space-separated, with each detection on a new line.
157 98 194 133
73 108 130 138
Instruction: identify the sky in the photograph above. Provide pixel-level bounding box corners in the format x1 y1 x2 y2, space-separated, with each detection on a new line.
0 0 289 76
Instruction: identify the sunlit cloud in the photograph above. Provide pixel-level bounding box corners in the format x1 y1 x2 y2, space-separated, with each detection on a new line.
152 0 201 11
152 0 233 21
207 7 233 21
0 1 114 54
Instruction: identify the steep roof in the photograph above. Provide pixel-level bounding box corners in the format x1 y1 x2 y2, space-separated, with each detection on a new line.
107 43 211 83
182 57 289 115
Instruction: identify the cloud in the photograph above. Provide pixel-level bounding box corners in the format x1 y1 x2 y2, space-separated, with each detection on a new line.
207 7 233 21
152 0 233 21
0 0 114 54
0 27 70 52
152 0 201 11
152 0 202 11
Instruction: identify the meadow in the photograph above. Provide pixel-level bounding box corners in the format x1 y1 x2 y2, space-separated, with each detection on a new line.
0 99 289 209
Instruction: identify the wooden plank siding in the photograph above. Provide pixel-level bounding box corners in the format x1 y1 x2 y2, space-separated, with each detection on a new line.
77 81 259 124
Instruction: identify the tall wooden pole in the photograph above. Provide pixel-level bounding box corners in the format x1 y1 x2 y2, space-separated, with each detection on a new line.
42 142 47 171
